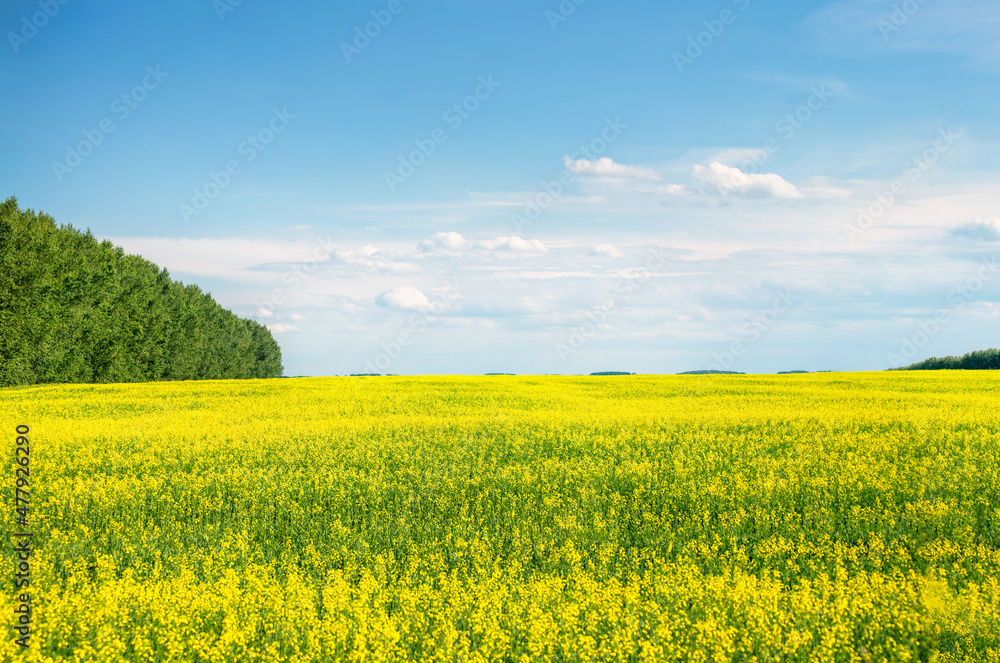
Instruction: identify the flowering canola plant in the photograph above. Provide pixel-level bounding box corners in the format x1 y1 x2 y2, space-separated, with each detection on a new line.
2 372 999 661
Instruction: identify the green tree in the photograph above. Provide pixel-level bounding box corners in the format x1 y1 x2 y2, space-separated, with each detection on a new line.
0 197 284 386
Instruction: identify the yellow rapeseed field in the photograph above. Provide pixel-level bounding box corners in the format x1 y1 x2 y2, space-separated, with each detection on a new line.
2 373 999 662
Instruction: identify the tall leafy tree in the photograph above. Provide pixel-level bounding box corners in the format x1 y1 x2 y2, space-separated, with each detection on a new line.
0 197 284 386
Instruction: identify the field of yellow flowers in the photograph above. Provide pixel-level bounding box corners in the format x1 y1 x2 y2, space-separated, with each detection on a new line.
2 373 999 662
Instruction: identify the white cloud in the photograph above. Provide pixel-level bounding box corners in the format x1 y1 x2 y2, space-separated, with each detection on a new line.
111 165 1000 379
257 308 274 318
692 162 803 199
591 244 624 258
949 218 1000 241
108 237 325 281
477 236 548 254
290 313 306 321
420 231 467 252
563 156 663 181
376 286 432 311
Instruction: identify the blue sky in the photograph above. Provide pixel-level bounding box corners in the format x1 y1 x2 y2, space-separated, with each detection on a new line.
3 0 999 375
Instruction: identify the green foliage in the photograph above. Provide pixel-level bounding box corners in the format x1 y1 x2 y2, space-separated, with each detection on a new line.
0 197 283 386
678 369 746 375
898 348 1000 371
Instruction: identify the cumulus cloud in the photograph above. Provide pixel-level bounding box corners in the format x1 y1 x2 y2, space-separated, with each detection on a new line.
266 323 297 334
563 156 663 181
692 161 802 199
591 244 624 258
419 231 467 252
477 236 548 254
949 218 1000 241
376 286 432 311
257 308 274 318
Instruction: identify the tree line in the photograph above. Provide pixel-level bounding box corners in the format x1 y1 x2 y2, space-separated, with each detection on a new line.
0 197 282 386
896 348 1000 371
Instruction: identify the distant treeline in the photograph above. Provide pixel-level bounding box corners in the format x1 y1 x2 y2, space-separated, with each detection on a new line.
678 370 745 375
896 348 1000 371
0 197 283 386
